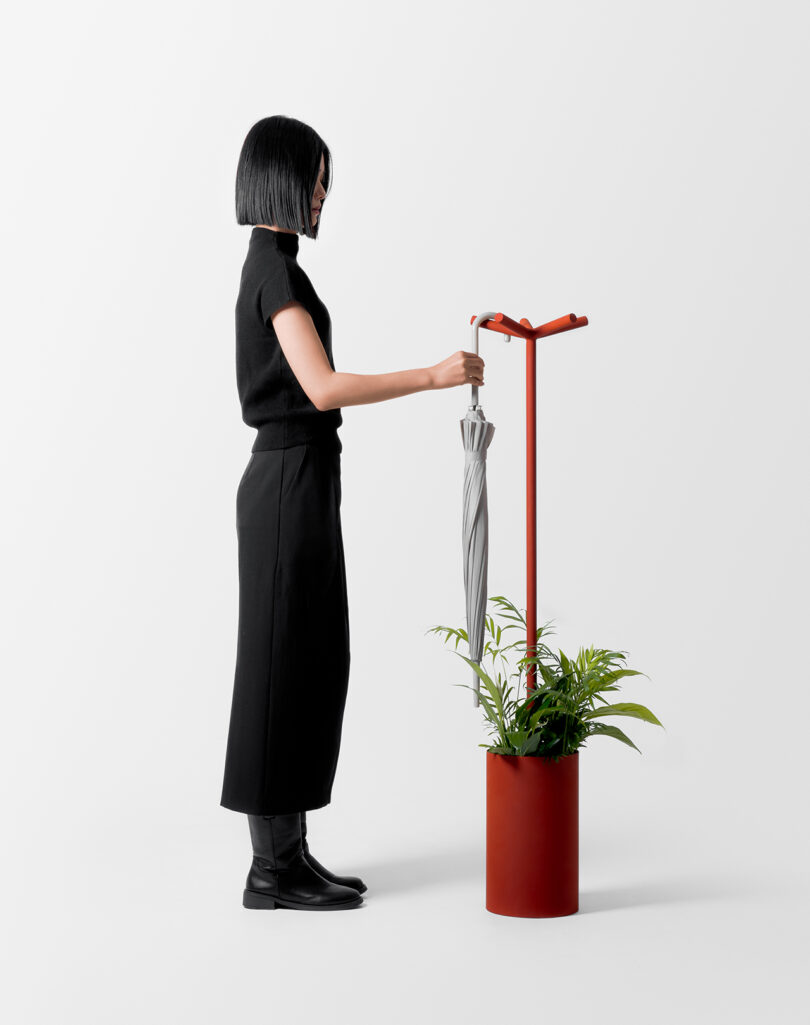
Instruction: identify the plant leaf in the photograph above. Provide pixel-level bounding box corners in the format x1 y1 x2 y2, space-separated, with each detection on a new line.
581 702 663 727
587 722 641 752
521 732 545 755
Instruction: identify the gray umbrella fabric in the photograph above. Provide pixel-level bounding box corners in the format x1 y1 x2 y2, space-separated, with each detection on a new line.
460 405 496 707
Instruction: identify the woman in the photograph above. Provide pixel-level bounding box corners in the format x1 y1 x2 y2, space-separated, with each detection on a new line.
220 115 485 912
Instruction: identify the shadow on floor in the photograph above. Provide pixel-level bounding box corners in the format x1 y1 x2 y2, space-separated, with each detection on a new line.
577 874 774 914
349 844 483 896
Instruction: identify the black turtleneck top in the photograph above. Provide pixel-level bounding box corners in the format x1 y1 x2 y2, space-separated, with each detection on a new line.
235 226 343 451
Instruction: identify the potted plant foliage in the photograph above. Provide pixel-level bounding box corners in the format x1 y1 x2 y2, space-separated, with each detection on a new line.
428 595 663 918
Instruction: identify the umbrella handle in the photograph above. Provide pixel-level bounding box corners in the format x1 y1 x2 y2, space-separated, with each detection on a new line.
469 311 503 410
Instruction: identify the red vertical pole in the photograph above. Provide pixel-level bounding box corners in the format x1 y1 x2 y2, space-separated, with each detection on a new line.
526 335 537 698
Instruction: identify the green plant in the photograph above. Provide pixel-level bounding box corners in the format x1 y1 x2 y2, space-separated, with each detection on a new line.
427 595 663 760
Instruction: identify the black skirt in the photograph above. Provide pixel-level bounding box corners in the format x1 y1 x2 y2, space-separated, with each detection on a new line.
220 433 350 815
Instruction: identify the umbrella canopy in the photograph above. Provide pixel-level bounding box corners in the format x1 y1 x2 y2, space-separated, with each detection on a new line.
460 408 496 705
460 313 498 706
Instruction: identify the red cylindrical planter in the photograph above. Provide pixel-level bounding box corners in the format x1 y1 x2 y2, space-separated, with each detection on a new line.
486 751 578 917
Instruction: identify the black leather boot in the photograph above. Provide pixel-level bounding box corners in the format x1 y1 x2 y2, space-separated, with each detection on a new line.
243 812 363 911
301 811 368 894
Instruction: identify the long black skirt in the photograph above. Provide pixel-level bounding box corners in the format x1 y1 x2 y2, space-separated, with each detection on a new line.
220 433 350 815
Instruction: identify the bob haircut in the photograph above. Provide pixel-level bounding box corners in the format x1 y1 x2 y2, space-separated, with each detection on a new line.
235 115 332 240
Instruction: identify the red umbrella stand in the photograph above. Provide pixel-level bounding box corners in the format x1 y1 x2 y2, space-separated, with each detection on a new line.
471 310 589 918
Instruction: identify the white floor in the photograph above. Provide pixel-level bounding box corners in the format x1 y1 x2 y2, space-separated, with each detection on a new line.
6 798 806 1025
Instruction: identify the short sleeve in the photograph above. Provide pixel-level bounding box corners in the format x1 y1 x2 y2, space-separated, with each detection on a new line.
259 261 306 328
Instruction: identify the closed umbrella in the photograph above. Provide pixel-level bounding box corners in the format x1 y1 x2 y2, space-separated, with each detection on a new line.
460 312 498 706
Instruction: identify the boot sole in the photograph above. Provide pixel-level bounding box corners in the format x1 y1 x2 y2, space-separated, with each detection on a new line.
242 888 363 911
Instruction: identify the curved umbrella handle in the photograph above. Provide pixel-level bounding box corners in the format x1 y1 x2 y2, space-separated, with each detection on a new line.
469 311 503 410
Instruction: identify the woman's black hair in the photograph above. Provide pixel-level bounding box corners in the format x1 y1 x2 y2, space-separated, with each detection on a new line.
235 115 332 240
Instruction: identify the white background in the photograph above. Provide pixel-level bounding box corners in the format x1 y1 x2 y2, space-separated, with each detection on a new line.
2 1 808 1022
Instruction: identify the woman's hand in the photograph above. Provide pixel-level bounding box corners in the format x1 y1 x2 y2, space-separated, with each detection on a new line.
428 351 485 390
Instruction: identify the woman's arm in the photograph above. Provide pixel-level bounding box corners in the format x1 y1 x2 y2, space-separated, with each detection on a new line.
320 366 433 409
271 302 485 411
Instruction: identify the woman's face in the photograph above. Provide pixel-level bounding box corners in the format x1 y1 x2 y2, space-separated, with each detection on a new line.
310 155 326 227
